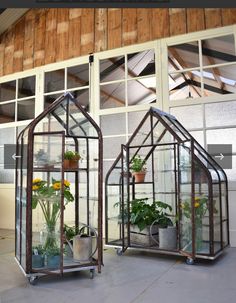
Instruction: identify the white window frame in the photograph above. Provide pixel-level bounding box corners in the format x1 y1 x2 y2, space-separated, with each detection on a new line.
0 54 92 185
160 25 236 155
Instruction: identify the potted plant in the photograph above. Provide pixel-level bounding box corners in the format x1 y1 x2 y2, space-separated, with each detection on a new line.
129 198 172 246
130 155 147 182
45 246 61 269
114 198 176 248
32 244 45 268
64 150 81 169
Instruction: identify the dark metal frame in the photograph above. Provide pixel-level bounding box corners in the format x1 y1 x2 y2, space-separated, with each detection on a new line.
105 107 229 262
15 92 103 279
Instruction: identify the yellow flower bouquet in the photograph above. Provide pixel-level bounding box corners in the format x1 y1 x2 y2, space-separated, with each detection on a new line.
32 178 74 249
181 196 208 225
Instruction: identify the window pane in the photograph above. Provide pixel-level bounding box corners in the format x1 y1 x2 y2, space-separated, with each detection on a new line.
169 70 202 100
100 56 125 83
127 79 156 106
100 113 126 136
170 105 203 129
103 160 114 182
0 103 15 123
18 76 35 99
100 82 125 109
128 111 146 134
44 69 65 93
202 35 236 66
44 93 61 109
0 81 16 102
0 127 15 144
67 64 89 89
205 101 236 128
70 89 89 111
168 41 199 71
225 156 236 181
17 98 35 121
0 127 15 183
104 136 126 159
127 49 155 78
207 129 235 159
203 65 236 96
189 131 204 146
16 125 28 137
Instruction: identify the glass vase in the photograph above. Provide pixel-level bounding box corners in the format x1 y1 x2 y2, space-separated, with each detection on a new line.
40 224 59 249
195 221 203 252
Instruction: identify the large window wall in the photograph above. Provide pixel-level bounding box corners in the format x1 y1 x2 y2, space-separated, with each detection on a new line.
1 25 236 185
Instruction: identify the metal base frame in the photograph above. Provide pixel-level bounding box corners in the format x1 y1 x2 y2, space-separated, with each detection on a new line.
15 257 97 283
104 244 224 261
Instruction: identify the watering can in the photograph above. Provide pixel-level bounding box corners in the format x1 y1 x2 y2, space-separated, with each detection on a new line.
66 225 98 262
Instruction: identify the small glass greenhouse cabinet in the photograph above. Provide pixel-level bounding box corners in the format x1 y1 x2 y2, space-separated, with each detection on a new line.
105 107 229 264
15 93 103 283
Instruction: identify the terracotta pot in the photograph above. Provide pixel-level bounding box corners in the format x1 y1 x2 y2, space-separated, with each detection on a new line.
132 171 146 183
64 159 78 169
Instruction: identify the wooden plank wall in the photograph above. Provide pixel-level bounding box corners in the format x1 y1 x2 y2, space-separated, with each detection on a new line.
0 8 236 77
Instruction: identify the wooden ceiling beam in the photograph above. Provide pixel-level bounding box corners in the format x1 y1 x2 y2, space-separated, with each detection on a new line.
168 51 201 97
54 69 125 106
201 41 225 90
109 57 156 95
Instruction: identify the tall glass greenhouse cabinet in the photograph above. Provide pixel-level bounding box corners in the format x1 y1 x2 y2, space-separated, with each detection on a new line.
15 93 103 284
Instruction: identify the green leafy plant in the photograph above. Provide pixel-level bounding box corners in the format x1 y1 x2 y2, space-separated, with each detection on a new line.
154 201 174 228
130 155 146 172
45 245 61 256
32 178 74 249
114 198 173 231
64 150 81 160
63 224 76 242
130 198 173 231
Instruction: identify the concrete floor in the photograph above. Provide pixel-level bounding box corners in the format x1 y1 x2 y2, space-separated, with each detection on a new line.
1 229 236 303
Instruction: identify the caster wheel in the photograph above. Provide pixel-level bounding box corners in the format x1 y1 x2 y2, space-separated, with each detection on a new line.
90 269 95 279
116 248 123 256
28 276 38 285
186 258 195 265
